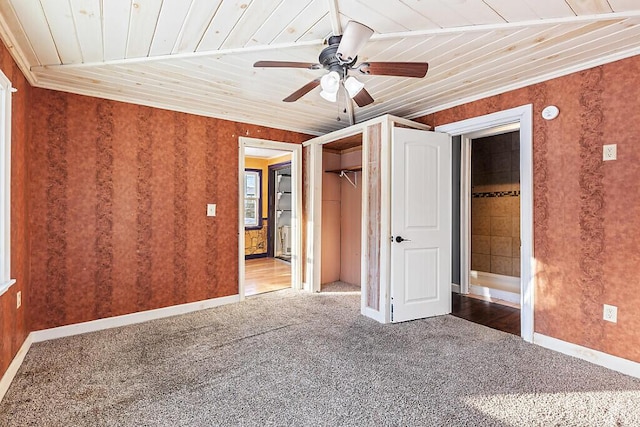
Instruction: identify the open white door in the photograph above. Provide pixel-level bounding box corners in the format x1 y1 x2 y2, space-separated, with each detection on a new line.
391 128 451 323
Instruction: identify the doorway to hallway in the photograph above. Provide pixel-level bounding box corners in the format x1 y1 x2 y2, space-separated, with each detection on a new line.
239 138 302 298
244 257 291 296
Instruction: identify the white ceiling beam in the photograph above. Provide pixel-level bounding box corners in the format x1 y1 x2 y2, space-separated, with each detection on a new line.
327 0 342 34
30 9 640 72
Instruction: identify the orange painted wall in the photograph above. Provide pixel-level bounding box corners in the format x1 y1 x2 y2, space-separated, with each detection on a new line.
0 43 30 380
269 153 292 166
27 89 311 331
417 55 640 363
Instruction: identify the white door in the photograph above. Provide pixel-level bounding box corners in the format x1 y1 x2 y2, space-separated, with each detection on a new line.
391 128 451 323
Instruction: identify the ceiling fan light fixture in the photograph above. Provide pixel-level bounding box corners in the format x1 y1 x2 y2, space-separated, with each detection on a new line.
336 21 374 64
320 89 338 102
320 71 341 92
320 71 341 102
344 76 365 98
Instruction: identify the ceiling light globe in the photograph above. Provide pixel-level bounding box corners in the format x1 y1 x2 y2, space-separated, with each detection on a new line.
320 71 341 93
320 90 338 103
344 76 365 98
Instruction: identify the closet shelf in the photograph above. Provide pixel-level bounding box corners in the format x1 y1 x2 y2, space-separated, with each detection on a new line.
325 166 362 174
325 166 360 189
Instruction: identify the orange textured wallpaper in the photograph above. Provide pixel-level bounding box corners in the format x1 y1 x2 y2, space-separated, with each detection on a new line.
0 43 30 379
27 89 311 331
417 55 640 363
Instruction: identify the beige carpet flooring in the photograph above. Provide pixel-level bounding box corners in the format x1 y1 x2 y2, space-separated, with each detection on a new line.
1 288 639 426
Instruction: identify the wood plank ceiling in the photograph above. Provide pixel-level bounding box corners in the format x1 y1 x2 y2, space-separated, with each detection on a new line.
0 0 639 135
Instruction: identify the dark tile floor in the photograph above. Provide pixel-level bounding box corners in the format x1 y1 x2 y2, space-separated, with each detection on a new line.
451 292 520 335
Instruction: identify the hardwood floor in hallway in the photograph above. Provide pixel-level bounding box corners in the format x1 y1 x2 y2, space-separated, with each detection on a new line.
451 293 520 335
245 257 291 296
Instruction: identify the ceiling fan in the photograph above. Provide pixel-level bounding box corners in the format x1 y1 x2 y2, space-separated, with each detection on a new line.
253 21 429 108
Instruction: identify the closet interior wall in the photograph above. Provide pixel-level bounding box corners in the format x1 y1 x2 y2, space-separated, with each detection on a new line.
321 147 362 287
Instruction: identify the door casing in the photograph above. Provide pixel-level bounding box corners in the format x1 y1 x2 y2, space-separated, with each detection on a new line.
436 104 534 343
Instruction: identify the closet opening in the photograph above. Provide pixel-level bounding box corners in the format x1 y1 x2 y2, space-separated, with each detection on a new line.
320 134 362 294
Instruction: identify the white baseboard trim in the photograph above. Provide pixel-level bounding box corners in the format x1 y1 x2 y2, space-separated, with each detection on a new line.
469 284 520 304
0 333 33 403
1 294 241 404
470 270 520 294
31 294 240 343
534 333 640 379
451 283 461 293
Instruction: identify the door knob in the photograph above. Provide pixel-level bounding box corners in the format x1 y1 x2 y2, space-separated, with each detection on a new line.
395 236 411 243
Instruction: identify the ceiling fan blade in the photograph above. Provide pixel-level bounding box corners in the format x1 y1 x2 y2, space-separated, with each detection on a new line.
283 78 322 102
352 88 374 107
254 61 322 70
358 62 429 78
337 21 374 63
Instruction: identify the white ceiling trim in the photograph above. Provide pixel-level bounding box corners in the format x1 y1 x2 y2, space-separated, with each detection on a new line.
33 79 325 136
0 2 37 85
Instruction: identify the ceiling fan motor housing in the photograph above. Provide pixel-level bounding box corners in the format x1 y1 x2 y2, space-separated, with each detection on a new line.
253 20 428 107
319 35 357 77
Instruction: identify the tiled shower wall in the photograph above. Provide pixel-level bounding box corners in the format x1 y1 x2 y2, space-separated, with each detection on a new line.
471 131 520 277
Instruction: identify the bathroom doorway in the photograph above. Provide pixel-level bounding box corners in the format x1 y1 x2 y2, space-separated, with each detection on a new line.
436 105 534 342
451 127 521 335
468 128 521 307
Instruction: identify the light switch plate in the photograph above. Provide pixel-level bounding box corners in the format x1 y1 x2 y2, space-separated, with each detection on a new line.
207 204 216 217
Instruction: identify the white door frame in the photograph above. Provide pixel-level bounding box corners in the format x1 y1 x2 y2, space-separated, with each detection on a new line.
436 104 534 343
238 137 303 300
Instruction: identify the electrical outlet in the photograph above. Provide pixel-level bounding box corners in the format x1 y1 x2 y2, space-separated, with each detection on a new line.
16 291 21 309
207 204 216 217
603 144 617 161
603 304 617 323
